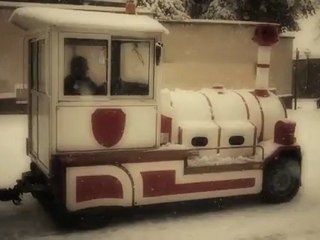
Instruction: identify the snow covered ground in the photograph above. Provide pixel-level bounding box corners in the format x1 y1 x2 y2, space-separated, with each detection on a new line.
0 100 320 240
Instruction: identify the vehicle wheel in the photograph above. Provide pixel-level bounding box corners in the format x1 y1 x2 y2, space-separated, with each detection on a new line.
262 159 301 203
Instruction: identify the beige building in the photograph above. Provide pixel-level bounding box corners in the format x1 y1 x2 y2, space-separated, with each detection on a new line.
161 20 294 95
0 4 294 108
0 8 24 94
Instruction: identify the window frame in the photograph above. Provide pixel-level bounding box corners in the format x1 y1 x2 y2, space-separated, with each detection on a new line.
28 36 48 158
58 32 155 102
58 32 111 102
110 37 155 99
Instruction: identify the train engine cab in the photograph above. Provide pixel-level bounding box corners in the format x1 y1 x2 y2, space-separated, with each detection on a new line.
8 7 301 213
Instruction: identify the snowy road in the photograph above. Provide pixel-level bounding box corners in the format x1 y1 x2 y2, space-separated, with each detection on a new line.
1 101 320 240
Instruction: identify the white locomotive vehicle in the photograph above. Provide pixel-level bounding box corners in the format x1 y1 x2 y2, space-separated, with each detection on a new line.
0 7 301 219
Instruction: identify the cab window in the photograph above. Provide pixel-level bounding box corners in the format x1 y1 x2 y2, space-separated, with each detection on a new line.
62 37 154 98
63 38 108 96
111 40 152 96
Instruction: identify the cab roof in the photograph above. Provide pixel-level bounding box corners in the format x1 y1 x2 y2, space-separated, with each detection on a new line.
9 7 168 34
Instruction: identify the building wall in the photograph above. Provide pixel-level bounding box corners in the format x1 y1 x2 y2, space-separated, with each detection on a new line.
0 16 293 96
0 17 24 94
161 21 293 95
269 36 293 95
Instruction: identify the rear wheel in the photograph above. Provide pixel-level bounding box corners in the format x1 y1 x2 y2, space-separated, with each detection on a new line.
262 159 301 203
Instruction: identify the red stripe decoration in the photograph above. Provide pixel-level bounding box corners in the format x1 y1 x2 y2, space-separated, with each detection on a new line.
254 89 270 97
141 170 255 197
257 63 270 68
252 25 279 46
178 127 183 144
91 108 126 147
76 175 123 202
161 115 172 142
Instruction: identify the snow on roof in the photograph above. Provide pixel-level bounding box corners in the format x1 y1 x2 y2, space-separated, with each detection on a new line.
0 1 152 15
160 19 279 27
9 7 168 34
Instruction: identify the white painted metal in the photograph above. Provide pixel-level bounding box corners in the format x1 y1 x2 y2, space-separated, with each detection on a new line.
27 33 51 174
56 106 157 151
179 121 219 149
201 89 248 121
50 28 59 159
169 90 212 144
255 46 272 90
161 88 285 157
256 67 270 89
234 89 263 138
66 165 133 211
218 121 255 157
259 92 286 141
257 46 272 65
124 161 262 206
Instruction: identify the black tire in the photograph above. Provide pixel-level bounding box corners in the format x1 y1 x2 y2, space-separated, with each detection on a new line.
262 159 301 203
65 211 112 230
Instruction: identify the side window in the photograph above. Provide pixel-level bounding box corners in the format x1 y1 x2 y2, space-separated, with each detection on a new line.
111 40 152 96
30 41 38 91
64 38 108 96
38 40 46 93
30 39 46 93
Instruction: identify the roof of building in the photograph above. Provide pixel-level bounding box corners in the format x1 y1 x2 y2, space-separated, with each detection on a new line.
9 6 168 34
160 19 279 27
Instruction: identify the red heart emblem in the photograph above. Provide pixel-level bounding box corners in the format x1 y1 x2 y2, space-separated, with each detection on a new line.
91 109 126 147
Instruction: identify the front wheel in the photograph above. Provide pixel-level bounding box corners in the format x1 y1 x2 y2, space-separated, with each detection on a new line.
262 159 301 203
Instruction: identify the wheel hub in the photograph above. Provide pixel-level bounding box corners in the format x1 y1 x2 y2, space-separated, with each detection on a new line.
272 171 292 193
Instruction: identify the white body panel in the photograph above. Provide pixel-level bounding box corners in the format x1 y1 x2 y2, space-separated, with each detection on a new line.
170 90 212 144
124 161 262 205
218 121 255 157
259 93 286 140
234 90 263 138
256 46 272 90
257 46 272 65
56 106 157 151
179 121 219 149
37 94 50 167
201 89 248 121
65 160 263 211
66 165 133 211
256 68 270 89
161 89 286 153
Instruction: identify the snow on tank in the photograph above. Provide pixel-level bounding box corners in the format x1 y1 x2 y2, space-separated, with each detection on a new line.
160 87 287 158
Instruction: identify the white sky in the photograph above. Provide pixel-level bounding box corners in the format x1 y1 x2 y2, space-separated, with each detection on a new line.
294 9 320 58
